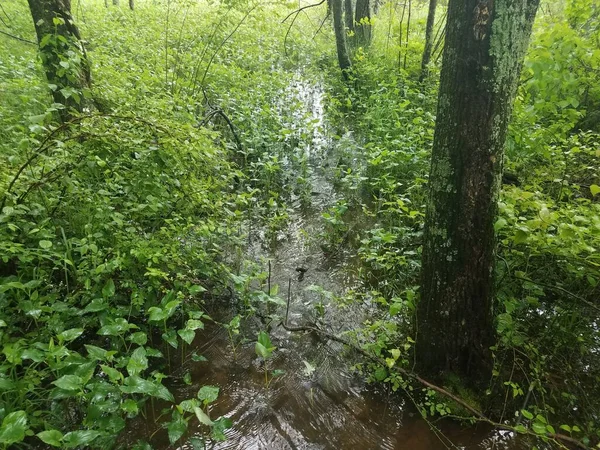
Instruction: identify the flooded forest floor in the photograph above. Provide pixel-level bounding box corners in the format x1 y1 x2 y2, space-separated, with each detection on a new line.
122 75 527 450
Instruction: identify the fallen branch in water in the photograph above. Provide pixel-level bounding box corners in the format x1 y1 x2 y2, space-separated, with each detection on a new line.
280 322 590 449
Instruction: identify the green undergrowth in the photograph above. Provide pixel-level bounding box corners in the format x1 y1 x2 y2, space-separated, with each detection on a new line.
0 0 333 447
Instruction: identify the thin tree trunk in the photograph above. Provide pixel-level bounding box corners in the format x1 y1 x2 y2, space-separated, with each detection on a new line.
112 0 119 5
417 0 540 384
419 0 437 81
344 0 354 32
27 0 91 122
354 0 371 46
332 0 352 77
129 0 133 10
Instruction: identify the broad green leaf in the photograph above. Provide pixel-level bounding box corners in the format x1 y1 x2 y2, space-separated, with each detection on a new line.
193 407 213 426
211 417 232 442
102 279 115 298
162 330 179 349
39 240 52 249
374 367 387 381
121 399 139 416
84 298 108 313
52 375 83 391
167 416 187 444
58 328 83 343
37 430 63 447
128 332 148 346
101 365 124 383
186 319 204 330
127 347 148 376
147 307 167 322
197 385 219 404
178 329 195 345
85 344 108 360
590 184 600 197
62 430 102 448
0 411 28 445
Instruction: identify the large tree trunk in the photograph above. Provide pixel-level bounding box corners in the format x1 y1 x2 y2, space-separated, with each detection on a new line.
332 0 352 77
354 0 371 46
344 0 354 33
417 0 540 383
27 0 91 122
419 0 437 82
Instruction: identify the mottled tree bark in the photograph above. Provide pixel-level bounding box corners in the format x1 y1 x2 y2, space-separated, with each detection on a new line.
27 0 91 121
332 0 352 77
417 0 540 383
419 0 437 81
354 0 371 46
129 0 134 10
344 0 354 33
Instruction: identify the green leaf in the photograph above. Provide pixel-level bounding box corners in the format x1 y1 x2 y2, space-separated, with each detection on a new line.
147 307 167 322
128 332 148 346
178 329 195 345
532 421 547 435
120 376 155 396
193 407 213 426
211 417 232 442
121 399 139 416
521 409 534 420
167 416 187 444
62 430 102 448
39 240 53 249
58 328 84 343
37 430 63 447
197 385 219 404
191 353 207 362
85 344 108 361
162 330 179 349
0 411 28 445
84 298 108 313
374 367 387 381
255 342 270 360
186 319 204 330
389 302 402 316
52 375 83 391
514 229 529 244
101 365 123 383
102 279 115 298
127 347 148 376
590 184 600 197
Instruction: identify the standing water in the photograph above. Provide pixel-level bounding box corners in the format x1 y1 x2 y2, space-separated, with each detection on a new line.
121 78 529 450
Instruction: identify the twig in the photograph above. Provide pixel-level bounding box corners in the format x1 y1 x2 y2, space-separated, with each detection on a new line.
280 322 590 449
282 0 326 56
281 0 326 24
513 274 600 313
198 5 257 88
0 29 36 45
312 11 330 39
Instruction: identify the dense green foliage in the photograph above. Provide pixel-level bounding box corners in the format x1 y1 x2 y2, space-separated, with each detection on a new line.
0 0 598 448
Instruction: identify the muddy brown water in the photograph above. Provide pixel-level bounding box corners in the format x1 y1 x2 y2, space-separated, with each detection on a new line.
121 78 532 450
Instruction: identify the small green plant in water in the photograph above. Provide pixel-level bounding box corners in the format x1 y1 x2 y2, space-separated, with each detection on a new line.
255 331 276 387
